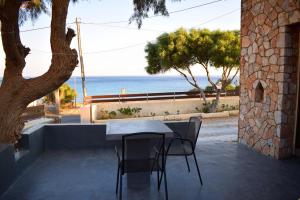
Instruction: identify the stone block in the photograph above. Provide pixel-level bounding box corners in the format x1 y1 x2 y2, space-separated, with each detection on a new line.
269 55 278 65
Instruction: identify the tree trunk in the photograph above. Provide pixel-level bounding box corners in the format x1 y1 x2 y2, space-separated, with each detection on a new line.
0 0 78 144
211 89 221 113
0 82 27 143
199 88 207 104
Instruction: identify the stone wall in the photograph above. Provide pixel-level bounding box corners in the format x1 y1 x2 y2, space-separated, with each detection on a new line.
239 0 300 159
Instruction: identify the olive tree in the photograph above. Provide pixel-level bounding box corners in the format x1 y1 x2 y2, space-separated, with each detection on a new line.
0 0 174 144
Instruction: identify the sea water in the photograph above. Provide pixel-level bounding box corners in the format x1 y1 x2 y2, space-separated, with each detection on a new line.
67 76 227 102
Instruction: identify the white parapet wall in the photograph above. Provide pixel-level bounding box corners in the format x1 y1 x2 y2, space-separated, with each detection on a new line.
86 96 239 121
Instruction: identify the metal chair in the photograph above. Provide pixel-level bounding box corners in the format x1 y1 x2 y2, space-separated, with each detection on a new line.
155 117 203 188
115 132 168 200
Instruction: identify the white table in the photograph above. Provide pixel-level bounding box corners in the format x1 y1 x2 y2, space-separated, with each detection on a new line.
106 120 173 140
106 120 173 188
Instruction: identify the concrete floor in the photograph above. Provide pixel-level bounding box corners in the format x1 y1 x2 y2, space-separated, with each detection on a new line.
2 141 300 200
60 115 239 142
200 117 238 142
61 115 81 123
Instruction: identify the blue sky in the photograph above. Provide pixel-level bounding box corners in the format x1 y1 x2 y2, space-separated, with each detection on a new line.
0 0 241 77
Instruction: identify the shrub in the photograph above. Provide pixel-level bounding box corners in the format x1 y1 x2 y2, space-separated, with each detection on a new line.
109 111 117 119
59 83 77 104
204 85 214 92
202 102 211 113
225 84 235 91
118 107 142 116
44 83 76 105
99 109 109 119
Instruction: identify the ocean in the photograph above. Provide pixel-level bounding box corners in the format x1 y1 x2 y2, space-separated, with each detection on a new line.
67 76 226 102
0 76 239 102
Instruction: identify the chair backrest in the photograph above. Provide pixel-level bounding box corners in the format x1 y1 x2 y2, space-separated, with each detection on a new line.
186 117 202 149
121 132 165 173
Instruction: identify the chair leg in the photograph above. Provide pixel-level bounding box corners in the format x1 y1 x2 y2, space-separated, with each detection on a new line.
193 152 203 186
158 155 167 190
157 168 160 190
151 152 159 174
119 174 123 200
184 154 191 172
116 165 120 194
159 170 163 190
163 162 169 200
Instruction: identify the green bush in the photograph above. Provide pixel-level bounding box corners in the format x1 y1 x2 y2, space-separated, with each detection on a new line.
44 83 76 105
109 111 117 119
204 85 214 92
225 84 236 91
202 102 211 113
118 107 142 116
59 83 77 104
99 109 109 119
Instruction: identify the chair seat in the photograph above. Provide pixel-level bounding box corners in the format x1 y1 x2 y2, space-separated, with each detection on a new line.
154 140 193 156
120 158 162 173
166 142 193 155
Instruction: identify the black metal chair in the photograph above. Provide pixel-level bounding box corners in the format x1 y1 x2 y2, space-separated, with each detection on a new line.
115 132 168 200
155 117 203 188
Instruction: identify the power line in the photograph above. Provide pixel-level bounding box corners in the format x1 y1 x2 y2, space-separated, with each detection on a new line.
80 23 163 33
19 22 75 33
81 7 240 33
196 8 240 27
30 42 146 55
31 42 147 55
17 0 225 33
20 25 50 33
168 0 225 15
82 0 226 25
29 8 240 55
84 42 146 54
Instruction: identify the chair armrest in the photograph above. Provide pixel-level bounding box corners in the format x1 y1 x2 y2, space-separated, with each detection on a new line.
114 146 120 163
166 137 195 154
172 131 183 138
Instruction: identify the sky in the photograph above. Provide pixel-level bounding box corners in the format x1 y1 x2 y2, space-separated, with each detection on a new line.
0 0 241 77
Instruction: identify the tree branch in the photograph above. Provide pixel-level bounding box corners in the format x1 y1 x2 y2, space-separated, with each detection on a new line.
227 68 239 87
174 66 207 103
24 0 78 104
202 63 216 89
65 28 76 46
174 67 199 89
186 67 200 88
0 0 26 84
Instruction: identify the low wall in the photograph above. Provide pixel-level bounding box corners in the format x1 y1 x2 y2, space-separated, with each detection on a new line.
0 126 45 196
0 121 188 197
91 96 239 121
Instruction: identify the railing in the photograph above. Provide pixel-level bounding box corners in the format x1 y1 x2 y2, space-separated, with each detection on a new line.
84 90 239 104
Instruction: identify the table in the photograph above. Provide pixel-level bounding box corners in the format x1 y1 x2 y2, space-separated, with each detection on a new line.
106 120 173 188
106 120 173 140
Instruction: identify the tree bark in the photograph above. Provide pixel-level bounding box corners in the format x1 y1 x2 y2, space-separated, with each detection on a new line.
0 0 78 144
174 67 207 104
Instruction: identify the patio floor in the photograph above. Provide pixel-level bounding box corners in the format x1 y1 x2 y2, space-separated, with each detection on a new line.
1 141 300 200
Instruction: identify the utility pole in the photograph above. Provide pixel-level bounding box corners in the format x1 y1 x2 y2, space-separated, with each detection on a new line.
75 17 87 103
74 76 77 108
